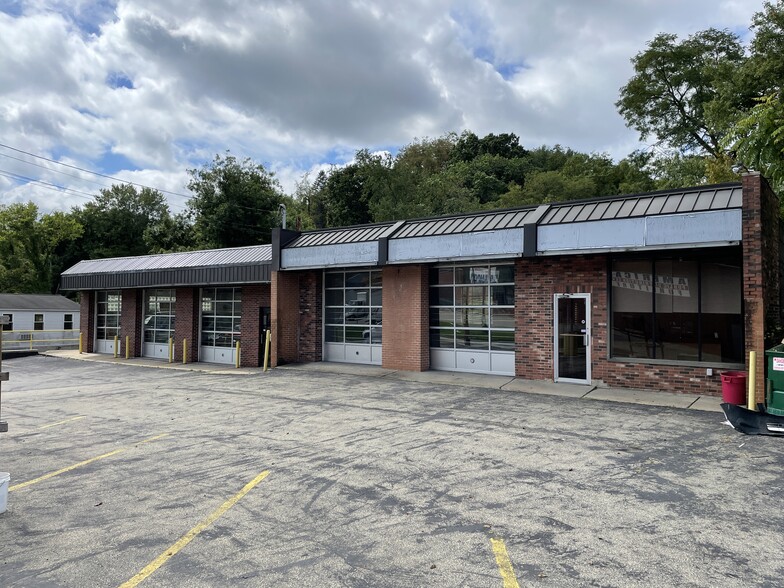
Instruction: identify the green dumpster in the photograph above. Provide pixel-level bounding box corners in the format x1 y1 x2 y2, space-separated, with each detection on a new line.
765 344 784 415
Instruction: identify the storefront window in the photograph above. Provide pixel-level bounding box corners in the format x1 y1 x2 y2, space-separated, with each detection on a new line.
611 250 742 363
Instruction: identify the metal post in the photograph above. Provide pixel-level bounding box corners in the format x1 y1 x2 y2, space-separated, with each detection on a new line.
183 339 187 364
748 350 757 411
0 316 8 432
235 341 241 369
125 335 130 360
168 338 173 364
263 330 271 372
114 335 118 358
79 332 83 354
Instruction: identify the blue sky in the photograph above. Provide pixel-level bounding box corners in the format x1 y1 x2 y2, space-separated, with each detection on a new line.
0 0 768 213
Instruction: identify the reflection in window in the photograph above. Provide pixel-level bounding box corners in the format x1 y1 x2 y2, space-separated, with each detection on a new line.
429 264 515 352
611 251 742 363
324 270 382 345
201 287 241 348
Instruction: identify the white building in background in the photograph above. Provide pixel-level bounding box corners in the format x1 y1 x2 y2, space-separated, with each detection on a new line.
0 294 80 350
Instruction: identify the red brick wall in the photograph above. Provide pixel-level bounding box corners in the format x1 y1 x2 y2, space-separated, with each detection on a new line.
382 264 429 371
119 289 142 357
515 255 723 396
743 172 782 402
239 284 271 368
79 291 95 353
272 271 300 365
173 287 199 363
298 271 322 362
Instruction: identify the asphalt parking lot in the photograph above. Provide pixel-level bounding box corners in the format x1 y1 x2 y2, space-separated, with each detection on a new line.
1 355 783 587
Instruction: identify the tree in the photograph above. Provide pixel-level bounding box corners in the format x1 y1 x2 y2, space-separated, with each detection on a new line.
0 202 82 293
724 95 784 193
74 184 171 259
617 29 748 158
187 153 284 248
143 212 196 253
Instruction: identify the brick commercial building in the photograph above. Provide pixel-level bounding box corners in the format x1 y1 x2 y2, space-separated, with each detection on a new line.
62 173 781 400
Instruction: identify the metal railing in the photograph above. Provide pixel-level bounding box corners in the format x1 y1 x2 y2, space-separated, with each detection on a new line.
0 329 80 350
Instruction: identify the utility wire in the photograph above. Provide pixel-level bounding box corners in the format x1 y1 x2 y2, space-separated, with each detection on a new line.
0 169 98 199
0 142 193 200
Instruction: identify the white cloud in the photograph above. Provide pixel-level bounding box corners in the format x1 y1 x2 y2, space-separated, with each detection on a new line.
0 0 768 213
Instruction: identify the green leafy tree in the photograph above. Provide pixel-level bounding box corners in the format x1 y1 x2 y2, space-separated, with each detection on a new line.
187 153 284 248
143 212 196 253
0 202 82 293
74 184 171 259
617 29 748 158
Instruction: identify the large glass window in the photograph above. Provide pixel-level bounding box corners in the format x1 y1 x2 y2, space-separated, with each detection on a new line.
611 250 742 363
96 290 121 340
430 264 515 352
201 288 241 348
324 270 382 344
144 289 176 344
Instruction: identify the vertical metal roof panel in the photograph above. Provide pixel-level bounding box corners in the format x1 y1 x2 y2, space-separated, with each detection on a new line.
711 188 732 209
587 202 610 220
561 206 583 223
631 198 652 216
604 201 624 218
660 194 682 214
617 200 637 217
646 195 667 215
678 192 699 212
549 207 571 224
574 203 597 222
729 189 743 207
694 190 716 210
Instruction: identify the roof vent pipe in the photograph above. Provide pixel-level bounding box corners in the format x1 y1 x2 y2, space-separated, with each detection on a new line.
279 204 287 229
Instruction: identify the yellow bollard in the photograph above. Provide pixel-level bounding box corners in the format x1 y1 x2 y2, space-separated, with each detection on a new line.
183 339 187 364
79 332 83 354
748 350 757 411
125 336 130 359
168 338 173 364
235 341 241 369
114 335 118 358
263 330 271 372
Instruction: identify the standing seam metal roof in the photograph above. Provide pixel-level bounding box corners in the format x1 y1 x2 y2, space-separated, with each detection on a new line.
287 223 398 248
61 244 272 275
540 185 742 225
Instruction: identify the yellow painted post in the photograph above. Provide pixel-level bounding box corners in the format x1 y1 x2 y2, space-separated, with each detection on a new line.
168 338 173 363
183 339 187 364
125 336 130 359
235 341 241 369
113 335 118 358
30 334 33 350
79 332 83 354
263 330 271 372
748 350 757 411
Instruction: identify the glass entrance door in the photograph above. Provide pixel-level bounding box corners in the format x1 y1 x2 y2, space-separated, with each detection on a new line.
554 294 591 383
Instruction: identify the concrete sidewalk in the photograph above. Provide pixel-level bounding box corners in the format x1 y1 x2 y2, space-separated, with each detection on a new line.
41 349 725 413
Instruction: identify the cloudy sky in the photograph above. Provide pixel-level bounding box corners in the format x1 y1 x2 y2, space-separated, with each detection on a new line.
0 0 768 214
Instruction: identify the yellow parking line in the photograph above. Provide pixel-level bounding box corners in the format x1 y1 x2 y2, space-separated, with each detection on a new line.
38 416 86 429
119 470 270 588
9 433 169 492
491 538 520 588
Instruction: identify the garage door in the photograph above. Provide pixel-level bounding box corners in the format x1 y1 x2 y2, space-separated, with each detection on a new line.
142 289 175 359
323 269 382 365
200 287 241 365
429 263 515 375
95 290 121 354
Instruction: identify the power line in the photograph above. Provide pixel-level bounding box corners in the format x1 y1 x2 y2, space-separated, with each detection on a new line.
0 142 193 200
0 169 98 200
0 168 187 212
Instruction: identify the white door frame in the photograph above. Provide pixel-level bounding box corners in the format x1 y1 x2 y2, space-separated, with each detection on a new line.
553 293 591 384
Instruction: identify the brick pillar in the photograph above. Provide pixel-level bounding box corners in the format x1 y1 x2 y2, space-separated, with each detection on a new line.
298 271 322 362
742 172 782 402
272 271 300 365
381 264 429 371
120 289 142 357
79 291 95 353
174 287 199 363
239 284 271 368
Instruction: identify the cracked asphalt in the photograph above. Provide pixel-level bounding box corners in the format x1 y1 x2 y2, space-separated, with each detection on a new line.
1 355 783 587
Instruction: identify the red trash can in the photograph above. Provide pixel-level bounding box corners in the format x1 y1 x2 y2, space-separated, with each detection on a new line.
721 371 747 405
